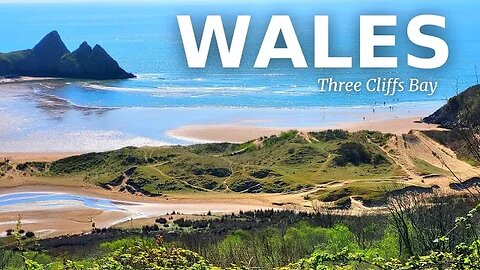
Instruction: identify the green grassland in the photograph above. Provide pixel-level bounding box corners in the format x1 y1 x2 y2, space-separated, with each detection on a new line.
15 130 419 204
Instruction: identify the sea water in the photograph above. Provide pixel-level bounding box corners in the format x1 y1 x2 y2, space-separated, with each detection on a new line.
0 1 478 151
0 192 122 211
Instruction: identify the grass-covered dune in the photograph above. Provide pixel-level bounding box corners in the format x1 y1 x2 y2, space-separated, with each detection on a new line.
16 130 410 205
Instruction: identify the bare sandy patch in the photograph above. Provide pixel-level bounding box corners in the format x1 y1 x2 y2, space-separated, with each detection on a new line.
0 152 82 163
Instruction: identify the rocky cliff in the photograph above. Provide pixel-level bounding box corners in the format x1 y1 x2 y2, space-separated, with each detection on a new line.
423 84 480 128
0 31 135 80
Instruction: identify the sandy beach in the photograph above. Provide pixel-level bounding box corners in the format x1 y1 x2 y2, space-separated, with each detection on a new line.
0 185 289 238
0 152 81 162
167 117 442 143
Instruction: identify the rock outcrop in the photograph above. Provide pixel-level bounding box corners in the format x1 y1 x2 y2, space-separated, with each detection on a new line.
423 84 480 128
0 31 134 80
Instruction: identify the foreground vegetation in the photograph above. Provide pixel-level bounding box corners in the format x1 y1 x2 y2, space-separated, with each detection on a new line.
0 193 479 269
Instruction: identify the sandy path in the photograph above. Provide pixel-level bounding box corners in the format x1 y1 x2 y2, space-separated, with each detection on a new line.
382 135 422 181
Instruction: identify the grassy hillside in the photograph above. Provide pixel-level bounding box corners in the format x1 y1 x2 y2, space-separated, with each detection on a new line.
422 130 480 166
14 130 420 205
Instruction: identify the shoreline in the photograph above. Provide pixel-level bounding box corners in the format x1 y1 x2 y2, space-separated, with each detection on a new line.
0 116 442 158
0 80 445 152
0 184 284 206
0 76 62 84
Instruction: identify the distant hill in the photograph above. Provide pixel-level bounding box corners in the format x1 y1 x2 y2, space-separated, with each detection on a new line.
424 84 480 128
0 31 135 80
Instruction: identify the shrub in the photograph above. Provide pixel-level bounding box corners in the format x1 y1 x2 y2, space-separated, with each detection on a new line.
155 217 168 224
333 142 372 166
174 218 193 227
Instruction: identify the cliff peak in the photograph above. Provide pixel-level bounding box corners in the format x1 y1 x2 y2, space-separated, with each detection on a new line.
33 31 69 57
73 41 93 58
79 41 92 50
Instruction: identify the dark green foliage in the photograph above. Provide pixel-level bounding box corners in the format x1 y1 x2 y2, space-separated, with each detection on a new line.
1 199 478 270
333 142 389 166
364 130 393 146
309 129 348 141
15 162 47 172
155 218 168 224
250 169 278 179
191 143 238 155
192 168 231 177
372 153 388 165
0 160 13 177
230 179 262 192
450 177 480 190
333 142 373 166
263 130 299 147
174 218 193 227
50 152 111 174
283 146 328 165
286 203 480 270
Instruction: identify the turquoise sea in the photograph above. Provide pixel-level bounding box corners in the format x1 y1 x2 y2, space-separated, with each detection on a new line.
0 0 479 152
